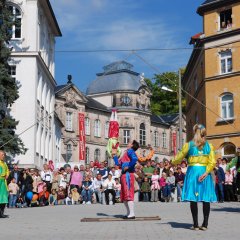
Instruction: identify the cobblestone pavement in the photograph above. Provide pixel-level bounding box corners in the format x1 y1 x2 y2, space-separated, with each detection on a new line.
0 202 239 240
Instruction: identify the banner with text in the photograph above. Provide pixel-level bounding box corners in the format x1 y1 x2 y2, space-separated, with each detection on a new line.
79 113 86 161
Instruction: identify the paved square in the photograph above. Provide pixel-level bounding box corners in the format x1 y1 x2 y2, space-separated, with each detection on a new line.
0 202 239 240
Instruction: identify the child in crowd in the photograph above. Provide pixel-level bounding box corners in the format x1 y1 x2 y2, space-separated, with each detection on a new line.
141 177 151 202
159 172 167 201
224 170 234 201
71 187 80 205
165 170 175 202
57 186 66 205
114 178 121 202
39 186 50 206
8 177 19 208
151 169 160 202
81 176 93 204
49 189 58 206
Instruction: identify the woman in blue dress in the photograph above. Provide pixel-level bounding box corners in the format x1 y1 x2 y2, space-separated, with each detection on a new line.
172 124 217 230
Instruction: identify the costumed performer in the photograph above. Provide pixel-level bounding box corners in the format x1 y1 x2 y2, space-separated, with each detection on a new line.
226 147 240 201
0 150 10 218
106 109 121 158
171 124 217 230
112 140 139 219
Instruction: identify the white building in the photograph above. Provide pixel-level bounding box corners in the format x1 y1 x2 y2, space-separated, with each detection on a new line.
8 0 62 168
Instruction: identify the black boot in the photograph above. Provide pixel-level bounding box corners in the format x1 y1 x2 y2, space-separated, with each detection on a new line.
0 204 8 218
200 202 210 230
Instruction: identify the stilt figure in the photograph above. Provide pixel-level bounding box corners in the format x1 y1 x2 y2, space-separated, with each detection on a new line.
0 150 9 218
106 109 121 158
112 140 139 219
172 124 217 230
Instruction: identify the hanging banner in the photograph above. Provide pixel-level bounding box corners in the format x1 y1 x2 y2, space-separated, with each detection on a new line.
79 113 86 161
172 132 177 156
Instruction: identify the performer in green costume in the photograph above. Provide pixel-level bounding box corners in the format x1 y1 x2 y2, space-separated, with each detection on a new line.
0 150 9 218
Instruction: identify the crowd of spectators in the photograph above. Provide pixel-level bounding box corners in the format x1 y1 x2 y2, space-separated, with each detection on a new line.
6 156 240 208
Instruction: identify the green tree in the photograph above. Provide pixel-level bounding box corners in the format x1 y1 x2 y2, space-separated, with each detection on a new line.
146 70 186 115
0 0 26 155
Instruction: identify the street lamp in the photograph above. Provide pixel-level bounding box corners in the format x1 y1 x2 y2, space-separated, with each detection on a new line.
160 70 183 151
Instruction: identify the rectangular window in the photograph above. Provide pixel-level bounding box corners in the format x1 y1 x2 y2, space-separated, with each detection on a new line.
123 130 131 144
220 51 232 74
66 112 73 131
85 118 90 135
94 120 101 137
162 132 167 148
219 9 232 31
8 65 16 81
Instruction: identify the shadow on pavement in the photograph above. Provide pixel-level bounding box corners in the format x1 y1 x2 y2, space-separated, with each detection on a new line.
165 222 192 229
212 207 240 213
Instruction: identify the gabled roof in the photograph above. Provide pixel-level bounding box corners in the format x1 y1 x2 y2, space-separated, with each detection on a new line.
159 113 179 124
150 115 169 126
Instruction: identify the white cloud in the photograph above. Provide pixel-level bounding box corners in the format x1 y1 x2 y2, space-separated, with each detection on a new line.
50 0 190 71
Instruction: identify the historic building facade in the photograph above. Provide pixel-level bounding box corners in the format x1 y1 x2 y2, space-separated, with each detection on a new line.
8 0 62 168
184 0 240 159
56 61 186 166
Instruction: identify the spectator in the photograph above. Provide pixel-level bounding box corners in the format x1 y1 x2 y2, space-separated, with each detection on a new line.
8 178 19 208
70 165 83 193
181 161 187 175
159 172 167 202
32 170 42 193
103 174 116 205
71 187 80 205
92 174 103 203
158 161 164 178
84 165 93 180
143 161 154 180
81 176 93 204
114 178 121 202
220 158 227 173
8 164 22 186
57 186 66 205
175 167 185 202
97 163 108 180
39 186 49 206
224 170 234 202
49 189 58 206
165 170 175 202
214 162 225 203
51 170 59 192
151 169 160 202
40 164 52 192
141 177 151 202
59 172 68 190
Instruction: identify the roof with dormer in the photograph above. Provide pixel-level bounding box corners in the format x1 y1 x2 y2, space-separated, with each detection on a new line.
86 61 147 95
197 0 237 16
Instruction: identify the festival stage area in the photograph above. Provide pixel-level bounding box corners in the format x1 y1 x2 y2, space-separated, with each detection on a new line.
0 202 239 240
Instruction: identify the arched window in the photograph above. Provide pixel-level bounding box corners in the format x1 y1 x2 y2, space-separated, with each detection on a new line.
221 143 236 159
221 94 233 119
66 144 72 162
154 131 159 147
104 121 109 139
8 5 22 39
139 123 146 146
94 119 101 137
94 149 101 161
85 118 90 135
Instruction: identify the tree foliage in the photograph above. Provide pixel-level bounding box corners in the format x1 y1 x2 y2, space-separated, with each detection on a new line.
0 0 26 155
146 70 186 115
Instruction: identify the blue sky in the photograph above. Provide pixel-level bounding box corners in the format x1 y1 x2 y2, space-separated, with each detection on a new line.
50 0 204 93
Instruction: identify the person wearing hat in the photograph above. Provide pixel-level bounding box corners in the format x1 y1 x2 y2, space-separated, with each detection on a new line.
0 150 9 218
171 124 217 230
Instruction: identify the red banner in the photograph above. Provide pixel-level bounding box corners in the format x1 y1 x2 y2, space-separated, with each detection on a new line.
79 113 86 161
172 132 177 156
